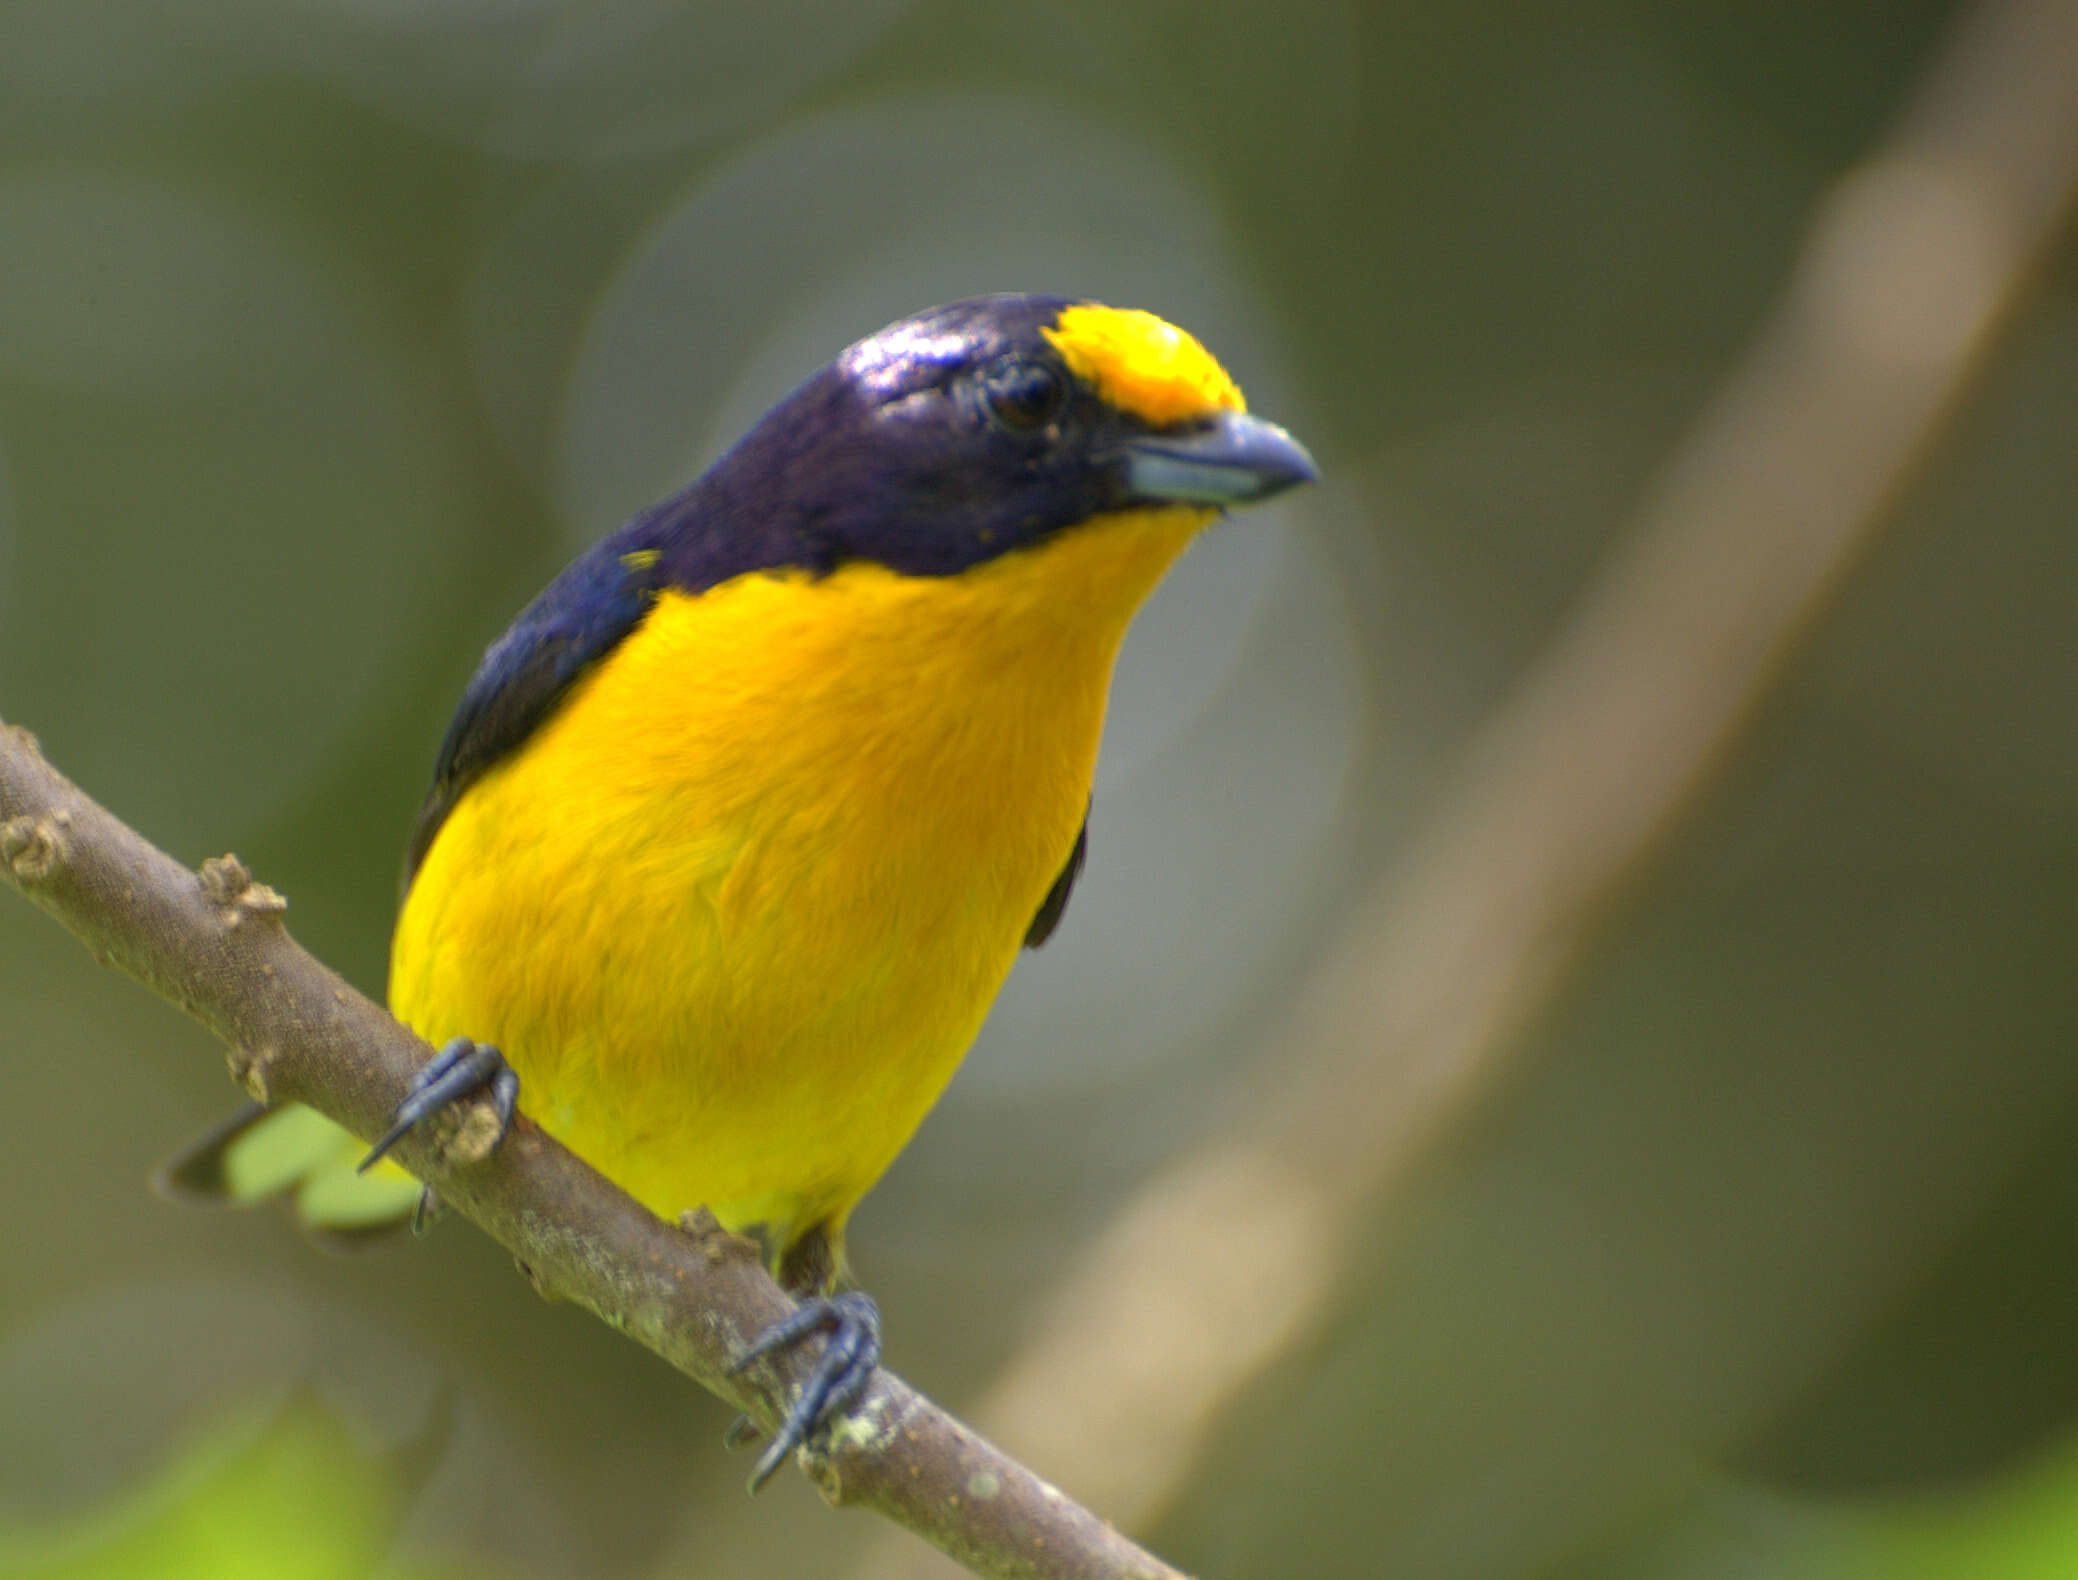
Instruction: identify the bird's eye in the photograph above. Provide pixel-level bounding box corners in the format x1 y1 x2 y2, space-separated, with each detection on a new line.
982 359 1067 434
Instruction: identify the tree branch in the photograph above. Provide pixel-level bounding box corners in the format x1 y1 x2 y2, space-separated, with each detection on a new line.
0 721 1186 1580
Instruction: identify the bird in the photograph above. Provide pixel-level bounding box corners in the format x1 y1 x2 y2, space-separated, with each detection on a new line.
159 293 1317 1485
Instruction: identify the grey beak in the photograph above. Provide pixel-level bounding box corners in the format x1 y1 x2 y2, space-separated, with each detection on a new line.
1122 409 1320 506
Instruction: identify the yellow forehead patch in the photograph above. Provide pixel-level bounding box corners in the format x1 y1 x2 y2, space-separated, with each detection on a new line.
1043 304 1246 426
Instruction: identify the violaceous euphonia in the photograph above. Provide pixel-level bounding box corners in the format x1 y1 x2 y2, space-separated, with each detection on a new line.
163 293 1317 1482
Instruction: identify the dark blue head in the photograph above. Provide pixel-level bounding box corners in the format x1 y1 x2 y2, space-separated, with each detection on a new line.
611 293 1315 583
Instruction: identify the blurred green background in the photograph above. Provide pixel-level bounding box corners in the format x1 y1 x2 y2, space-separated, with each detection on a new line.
1 2 2074 1577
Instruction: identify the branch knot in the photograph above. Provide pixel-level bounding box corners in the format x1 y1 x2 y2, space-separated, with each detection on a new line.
196 853 288 924
438 1096 505 1166
678 1207 763 1267
225 1044 275 1103
2 814 67 882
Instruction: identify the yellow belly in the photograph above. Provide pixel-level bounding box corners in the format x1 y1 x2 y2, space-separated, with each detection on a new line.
388 505 1208 1253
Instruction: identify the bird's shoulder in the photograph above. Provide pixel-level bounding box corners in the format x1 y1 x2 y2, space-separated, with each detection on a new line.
404 536 668 887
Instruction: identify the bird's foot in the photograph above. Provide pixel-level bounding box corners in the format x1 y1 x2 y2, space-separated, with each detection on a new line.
358 1035 518 1175
729 1290 882 1491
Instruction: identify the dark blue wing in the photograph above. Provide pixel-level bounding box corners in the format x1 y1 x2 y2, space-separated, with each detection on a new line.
1024 813 1088 948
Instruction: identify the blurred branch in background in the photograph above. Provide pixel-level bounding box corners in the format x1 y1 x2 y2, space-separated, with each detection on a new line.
856 1 2078 1572
0 729 1186 1580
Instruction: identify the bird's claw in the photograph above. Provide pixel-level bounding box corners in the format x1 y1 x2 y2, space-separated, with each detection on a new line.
359 1036 518 1174
729 1290 881 1491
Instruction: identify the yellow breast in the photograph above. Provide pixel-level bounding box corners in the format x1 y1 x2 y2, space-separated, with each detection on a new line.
388 504 1210 1250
